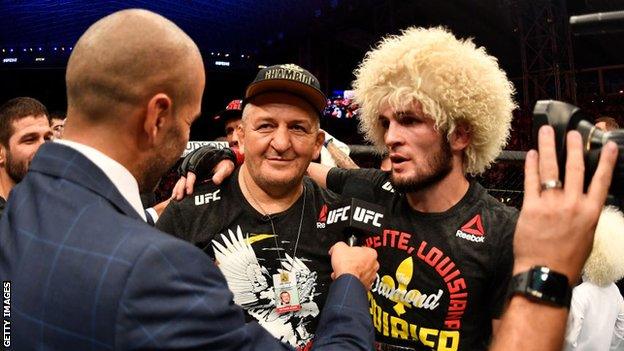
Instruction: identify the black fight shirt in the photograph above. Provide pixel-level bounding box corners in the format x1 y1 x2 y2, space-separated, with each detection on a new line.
327 168 518 351
0 196 5 218
157 169 345 350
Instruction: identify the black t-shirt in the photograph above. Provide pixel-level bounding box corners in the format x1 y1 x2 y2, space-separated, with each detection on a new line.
157 168 345 350
327 168 518 351
0 196 5 218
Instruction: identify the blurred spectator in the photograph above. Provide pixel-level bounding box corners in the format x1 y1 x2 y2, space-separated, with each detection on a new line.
213 99 242 148
0 97 52 216
564 206 624 350
595 116 619 131
49 111 67 139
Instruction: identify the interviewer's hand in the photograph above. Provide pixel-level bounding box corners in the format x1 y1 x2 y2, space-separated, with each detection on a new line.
171 160 235 200
513 126 618 283
329 242 379 290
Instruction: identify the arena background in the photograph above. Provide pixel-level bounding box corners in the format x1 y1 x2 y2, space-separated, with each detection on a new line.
1 0 622 207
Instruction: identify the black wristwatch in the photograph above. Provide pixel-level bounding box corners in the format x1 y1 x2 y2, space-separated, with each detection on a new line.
510 266 572 308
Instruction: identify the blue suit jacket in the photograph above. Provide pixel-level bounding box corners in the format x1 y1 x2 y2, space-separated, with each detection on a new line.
0 142 374 350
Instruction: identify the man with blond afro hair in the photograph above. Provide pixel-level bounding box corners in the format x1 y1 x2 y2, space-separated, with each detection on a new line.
306 26 519 350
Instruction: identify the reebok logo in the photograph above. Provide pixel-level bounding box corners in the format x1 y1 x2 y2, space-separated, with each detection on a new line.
455 214 485 243
316 204 328 228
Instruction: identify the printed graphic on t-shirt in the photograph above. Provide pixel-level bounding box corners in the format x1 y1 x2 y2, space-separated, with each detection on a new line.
212 226 320 349
365 231 465 350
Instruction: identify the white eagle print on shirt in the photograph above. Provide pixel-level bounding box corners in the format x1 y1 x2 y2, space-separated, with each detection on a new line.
212 226 320 348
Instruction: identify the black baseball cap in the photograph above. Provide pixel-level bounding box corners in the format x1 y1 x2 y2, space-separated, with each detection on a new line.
213 99 243 122
244 64 327 114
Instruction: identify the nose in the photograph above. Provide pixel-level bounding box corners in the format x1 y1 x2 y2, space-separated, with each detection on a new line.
230 130 240 147
270 125 292 153
384 120 404 150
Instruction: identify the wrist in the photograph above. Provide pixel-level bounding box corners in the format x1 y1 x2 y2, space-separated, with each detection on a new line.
513 259 579 284
510 265 573 308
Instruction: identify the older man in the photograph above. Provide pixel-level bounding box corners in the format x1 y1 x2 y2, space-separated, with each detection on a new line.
0 10 377 351
0 97 52 217
158 64 376 350
180 27 518 350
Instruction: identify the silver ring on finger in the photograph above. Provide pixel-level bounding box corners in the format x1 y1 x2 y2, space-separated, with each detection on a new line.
540 179 563 191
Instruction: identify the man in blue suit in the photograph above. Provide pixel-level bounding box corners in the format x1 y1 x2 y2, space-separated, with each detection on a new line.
0 9 378 350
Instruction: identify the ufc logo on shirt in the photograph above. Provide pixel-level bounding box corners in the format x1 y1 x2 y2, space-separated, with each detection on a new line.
194 189 221 206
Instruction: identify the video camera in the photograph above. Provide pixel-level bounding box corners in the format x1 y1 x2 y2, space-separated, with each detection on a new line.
532 100 624 200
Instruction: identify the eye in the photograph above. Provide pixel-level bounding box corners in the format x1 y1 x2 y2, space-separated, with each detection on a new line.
255 123 274 132
290 124 308 133
397 115 420 126
379 118 390 129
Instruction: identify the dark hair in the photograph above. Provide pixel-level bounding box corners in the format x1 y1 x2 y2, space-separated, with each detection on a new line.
48 110 67 122
595 116 619 131
0 97 48 146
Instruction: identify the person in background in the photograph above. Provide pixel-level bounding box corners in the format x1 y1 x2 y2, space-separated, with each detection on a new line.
214 99 244 148
564 206 624 350
0 97 52 217
49 110 67 139
595 116 619 132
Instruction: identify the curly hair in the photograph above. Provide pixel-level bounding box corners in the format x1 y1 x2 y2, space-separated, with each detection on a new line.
583 206 624 286
353 26 517 175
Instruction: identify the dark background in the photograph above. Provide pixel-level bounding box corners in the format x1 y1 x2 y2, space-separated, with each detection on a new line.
1 0 623 144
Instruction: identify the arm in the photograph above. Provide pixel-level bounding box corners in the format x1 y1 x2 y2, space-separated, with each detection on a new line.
611 302 624 350
116 236 377 350
564 288 586 348
306 162 333 189
116 238 294 351
324 141 359 169
490 127 618 351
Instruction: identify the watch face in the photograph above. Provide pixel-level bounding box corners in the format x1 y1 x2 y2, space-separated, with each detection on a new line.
528 267 569 301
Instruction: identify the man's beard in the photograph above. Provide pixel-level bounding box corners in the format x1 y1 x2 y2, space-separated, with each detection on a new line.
139 125 186 193
390 139 453 193
6 149 29 183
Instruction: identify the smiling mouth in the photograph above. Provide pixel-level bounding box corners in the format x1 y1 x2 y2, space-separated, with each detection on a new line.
266 157 294 162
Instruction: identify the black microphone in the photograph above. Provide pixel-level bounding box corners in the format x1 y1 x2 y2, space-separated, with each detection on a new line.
325 179 386 246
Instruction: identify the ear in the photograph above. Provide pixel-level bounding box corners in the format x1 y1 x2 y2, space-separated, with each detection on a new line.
312 129 325 160
144 93 173 146
449 123 471 152
236 122 246 154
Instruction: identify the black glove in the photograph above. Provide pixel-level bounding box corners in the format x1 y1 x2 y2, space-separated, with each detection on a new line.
178 146 237 182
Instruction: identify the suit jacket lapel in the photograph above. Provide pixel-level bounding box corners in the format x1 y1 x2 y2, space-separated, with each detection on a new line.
29 142 144 221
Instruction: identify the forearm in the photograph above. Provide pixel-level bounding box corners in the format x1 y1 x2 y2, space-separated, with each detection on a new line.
326 142 359 169
490 296 567 351
306 162 333 188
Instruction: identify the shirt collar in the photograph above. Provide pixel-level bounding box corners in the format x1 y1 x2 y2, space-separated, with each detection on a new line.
55 139 146 221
